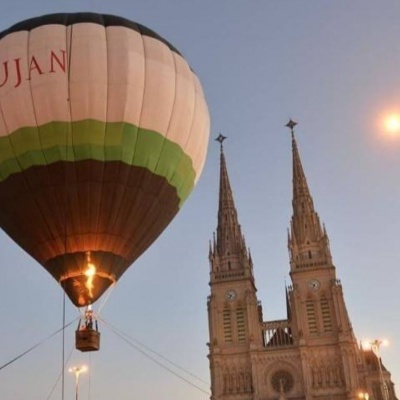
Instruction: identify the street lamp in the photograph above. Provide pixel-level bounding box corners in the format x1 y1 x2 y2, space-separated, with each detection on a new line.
363 339 389 400
69 365 88 400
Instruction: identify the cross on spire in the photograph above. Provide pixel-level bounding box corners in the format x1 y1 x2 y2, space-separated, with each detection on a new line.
215 133 227 151
285 119 297 137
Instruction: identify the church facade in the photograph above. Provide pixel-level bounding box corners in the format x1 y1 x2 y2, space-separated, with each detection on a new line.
207 124 397 400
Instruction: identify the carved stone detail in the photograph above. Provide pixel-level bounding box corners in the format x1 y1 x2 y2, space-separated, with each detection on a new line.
271 370 294 393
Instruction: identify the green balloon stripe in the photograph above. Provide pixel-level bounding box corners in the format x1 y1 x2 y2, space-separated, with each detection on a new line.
0 120 196 205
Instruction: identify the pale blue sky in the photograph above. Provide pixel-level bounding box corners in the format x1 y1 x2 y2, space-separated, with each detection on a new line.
1 1 400 399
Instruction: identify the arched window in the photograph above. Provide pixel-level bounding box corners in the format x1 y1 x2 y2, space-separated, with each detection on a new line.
306 299 317 333
223 308 233 343
236 307 246 342
320 296 332 332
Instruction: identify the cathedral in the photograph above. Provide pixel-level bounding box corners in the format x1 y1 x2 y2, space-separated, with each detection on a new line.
207 122 397 400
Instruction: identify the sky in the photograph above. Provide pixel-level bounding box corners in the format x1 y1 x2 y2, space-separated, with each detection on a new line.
1 1 400 399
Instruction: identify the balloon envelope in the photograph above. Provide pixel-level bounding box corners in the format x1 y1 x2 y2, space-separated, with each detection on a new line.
0 13 210 306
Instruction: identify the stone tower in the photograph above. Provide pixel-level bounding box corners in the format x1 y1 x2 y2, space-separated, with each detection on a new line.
207 126 397 400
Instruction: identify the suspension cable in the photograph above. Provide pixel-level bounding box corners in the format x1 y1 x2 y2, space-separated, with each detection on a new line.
0 318 77 372
61 291 66 400
96 283 116 316
99 317 210 395
46 344 75 400
88 351 92 400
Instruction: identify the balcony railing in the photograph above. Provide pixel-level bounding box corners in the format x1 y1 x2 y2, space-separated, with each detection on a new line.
262 319 294 348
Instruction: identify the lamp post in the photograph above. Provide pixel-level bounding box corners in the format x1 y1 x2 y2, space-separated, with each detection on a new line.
69 365 88 400
366 340 389 400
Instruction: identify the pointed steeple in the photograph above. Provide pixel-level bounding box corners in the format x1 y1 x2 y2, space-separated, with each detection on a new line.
210 135 253 283
218 137 236 224
215 134 246 256
290 123 312 202
286 121 332 270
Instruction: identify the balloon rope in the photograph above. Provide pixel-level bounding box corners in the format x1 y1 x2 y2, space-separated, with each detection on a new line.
46 344 75 400
0 319 77 372
99 317 210 395
61 291 66 400
61 23 74 400
96 283 116 316
88 352 92 400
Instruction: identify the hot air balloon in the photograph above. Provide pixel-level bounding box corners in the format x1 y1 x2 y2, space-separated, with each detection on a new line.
0 14 210 310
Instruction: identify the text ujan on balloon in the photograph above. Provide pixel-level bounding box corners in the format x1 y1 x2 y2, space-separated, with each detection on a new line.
0 49 67 90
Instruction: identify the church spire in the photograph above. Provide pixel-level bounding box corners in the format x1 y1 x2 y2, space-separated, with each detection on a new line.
286 121 332 270
288 119 312 202
217 134 236 230
214 134 246 256
210 135 253 282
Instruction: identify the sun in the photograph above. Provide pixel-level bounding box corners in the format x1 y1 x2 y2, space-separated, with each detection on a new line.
383 114 400 136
